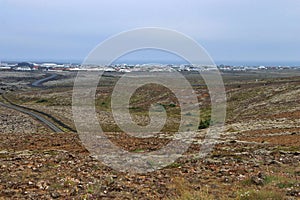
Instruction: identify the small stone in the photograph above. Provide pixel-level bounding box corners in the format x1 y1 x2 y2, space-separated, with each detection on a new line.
70 188 77 196
222 177 233 183
269 160 282 166
0 150 9 154
3 189 16 196
286 190 300 197
204 158 222 165
50 191 60 198
251 172 266 186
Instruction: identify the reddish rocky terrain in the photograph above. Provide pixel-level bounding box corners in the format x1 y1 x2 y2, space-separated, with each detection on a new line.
0 71 299 199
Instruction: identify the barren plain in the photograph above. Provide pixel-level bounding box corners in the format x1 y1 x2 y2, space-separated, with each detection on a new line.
0 70 299 199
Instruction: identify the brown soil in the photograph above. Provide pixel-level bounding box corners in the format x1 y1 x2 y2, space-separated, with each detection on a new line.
1 71 300 199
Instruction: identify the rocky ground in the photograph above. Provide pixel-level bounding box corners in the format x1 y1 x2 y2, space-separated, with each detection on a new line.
0 72 46 94
0 105 49 134
0 131 299 199
0 71 300 199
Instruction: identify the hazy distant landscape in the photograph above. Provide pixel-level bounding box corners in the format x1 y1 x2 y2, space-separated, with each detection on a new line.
1 0 300 199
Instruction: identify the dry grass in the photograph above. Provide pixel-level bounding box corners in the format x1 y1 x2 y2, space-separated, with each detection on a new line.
238 189 285 200
166 177 216 200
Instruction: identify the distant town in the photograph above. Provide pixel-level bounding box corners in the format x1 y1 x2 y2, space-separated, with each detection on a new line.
0 61 299 72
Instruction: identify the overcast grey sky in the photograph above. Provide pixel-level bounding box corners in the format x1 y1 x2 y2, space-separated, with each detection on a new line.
0 0 300 65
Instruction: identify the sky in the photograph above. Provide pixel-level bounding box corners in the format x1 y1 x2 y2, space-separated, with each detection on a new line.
0 0 300 65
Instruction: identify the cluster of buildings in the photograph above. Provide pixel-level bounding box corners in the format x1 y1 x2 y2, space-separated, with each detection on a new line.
218 64 295 71
0 62 216 72
0 62 78 72
0 61 297 72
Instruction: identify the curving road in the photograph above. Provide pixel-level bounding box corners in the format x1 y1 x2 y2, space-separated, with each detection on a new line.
0 101 62 132
0 73 63 132
31 73 58 87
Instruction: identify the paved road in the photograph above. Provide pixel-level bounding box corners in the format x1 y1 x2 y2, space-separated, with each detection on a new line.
31 73 57 87
0 101 62 132
0 73 63 132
